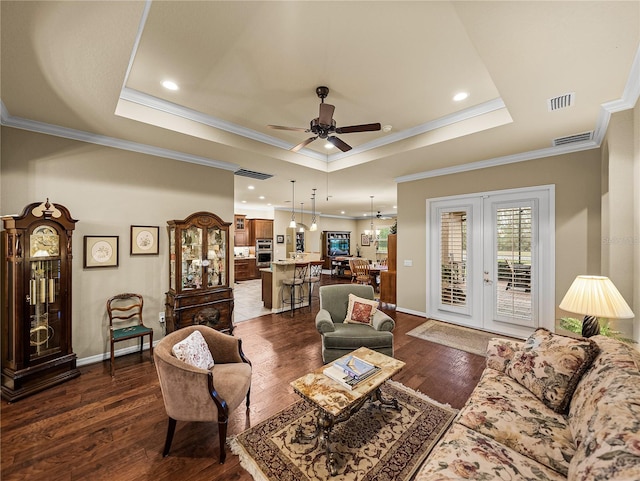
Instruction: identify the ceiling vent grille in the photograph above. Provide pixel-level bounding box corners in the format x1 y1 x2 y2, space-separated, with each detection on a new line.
553 131 593 147
547 93 575 111
234 169 273 180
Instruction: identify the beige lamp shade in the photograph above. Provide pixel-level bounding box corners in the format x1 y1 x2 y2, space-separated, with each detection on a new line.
559 275 634 319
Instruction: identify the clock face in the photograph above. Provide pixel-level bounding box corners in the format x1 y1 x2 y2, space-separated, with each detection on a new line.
136 230 154 251
30 225 60 258
91 241 113 263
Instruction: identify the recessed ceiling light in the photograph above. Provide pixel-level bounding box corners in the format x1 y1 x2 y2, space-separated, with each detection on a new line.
248 185 255 190
324 143 333 149
241 200 247 203
382 125 393 133
162 80 179 91
453 92 468 102
259 195 265 200
341 211 345 215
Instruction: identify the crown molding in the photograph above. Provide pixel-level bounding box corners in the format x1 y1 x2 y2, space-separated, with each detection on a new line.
0 105 239 172
328 97 507 162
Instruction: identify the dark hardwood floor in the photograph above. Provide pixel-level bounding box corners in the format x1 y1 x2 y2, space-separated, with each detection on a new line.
1 276 485 481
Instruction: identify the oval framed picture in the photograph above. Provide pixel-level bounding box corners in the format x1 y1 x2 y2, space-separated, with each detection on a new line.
131 225 159 255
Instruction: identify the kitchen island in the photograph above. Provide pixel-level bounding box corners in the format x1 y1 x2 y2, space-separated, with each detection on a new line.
260 256 322 313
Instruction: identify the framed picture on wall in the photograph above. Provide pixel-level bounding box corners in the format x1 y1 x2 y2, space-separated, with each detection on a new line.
130 225 159 255
84 236 119 268
276 235 285 244
361 233 370 246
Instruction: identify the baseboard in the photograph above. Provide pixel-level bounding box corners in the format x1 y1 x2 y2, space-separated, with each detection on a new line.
76 340 158 367
395 306 427 318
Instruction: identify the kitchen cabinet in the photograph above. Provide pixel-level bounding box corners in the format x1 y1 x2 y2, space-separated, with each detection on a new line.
166 212 234 334
234 257 258 281
1 200 80 401
251 219 273 241
234 214 249 246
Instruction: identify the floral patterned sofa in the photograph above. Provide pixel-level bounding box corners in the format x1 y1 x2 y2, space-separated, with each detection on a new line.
415 328 640 481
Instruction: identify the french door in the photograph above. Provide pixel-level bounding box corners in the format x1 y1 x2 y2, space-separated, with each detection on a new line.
427 186 555 338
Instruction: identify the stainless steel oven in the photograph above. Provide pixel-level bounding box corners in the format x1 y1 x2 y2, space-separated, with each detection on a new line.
256 239 273 267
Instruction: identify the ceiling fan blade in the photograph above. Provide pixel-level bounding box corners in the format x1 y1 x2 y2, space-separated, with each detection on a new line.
335 123 381 134
318 103 335 126
327 136 352 152
267 125 308 132
291 136 318 152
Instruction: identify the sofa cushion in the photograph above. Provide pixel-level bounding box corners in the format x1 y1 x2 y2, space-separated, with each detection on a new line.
505 328 599 413
344 293 378 325
322 323 393 350
171 329 215 370
458 368 575 476
414 423 566 481
486 337 524 372
567 336 640 481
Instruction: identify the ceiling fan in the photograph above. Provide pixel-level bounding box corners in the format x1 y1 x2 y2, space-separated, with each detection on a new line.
268 86 381 153
376 211 393 220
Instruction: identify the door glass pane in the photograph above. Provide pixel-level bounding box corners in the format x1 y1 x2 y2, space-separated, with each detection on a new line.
181 226 202 290
207 227 226 287
496 207 533 322
440 211 467 306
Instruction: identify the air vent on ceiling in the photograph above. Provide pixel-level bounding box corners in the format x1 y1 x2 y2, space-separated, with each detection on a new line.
553 131 593 147
234 169 273 180
547 92 575 111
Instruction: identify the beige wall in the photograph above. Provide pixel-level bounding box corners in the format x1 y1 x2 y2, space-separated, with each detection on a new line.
1 127 234 362
601 103 639 339
397 149 603 328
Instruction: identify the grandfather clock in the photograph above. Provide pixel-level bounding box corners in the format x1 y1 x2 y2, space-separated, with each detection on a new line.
1 200 80 401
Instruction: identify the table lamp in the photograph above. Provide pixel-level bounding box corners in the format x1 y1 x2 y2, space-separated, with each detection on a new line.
559 275 634 337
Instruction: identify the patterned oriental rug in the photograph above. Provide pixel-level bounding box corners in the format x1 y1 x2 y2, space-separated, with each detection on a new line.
407 319 510 356
230 381 457 481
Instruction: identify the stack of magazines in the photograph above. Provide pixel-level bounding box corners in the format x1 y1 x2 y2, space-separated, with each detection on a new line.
323 355 381 390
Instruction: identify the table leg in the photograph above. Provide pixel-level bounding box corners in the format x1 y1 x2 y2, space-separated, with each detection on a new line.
374 387 401 411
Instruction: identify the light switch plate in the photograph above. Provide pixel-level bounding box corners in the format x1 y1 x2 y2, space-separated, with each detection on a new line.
403 260 413 267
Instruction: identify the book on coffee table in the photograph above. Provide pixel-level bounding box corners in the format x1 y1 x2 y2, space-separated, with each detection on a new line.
334 355 378 380
323 359 381 390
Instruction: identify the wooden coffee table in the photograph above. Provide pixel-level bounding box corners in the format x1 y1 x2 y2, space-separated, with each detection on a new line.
290 347 405 476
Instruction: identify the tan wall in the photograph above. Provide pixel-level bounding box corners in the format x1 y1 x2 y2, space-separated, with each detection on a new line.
601 104 639 339
1 127 234 362
397 149 602 328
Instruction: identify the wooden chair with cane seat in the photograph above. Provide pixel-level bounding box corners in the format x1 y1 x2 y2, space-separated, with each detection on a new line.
107 293 153 377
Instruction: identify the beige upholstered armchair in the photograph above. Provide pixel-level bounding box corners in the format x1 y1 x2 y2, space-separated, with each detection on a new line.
154 325 252 463
315 284 395 363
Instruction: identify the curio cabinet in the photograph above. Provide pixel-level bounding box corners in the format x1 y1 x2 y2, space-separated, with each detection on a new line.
166 212 234 334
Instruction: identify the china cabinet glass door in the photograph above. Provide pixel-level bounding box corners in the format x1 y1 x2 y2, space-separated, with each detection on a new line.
207 227 226 287
181 226 203 290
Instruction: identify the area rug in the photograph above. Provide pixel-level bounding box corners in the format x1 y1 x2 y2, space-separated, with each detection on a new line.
229 381 457 481
407 319 507 356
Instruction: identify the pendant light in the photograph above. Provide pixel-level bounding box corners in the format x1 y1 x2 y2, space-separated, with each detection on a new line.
289 180 297 228
310 188 318 231
299 203 305 233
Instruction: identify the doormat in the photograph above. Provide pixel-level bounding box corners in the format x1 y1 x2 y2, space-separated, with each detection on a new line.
407 319 513 356
229 381 457 481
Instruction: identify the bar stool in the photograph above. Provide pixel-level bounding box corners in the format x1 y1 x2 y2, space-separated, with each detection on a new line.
281 263 308 317
305 260 324 308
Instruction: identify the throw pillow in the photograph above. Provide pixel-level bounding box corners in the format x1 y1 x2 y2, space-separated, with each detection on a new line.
505 328 599 413
344 293 378 326
171 330 215 370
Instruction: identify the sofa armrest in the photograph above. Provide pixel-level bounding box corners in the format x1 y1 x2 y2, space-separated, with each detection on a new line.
486 337 524 372
372 310 395 332
315 309 336 333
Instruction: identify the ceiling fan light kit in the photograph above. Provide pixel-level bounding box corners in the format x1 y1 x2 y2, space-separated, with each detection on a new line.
268 86 382 153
